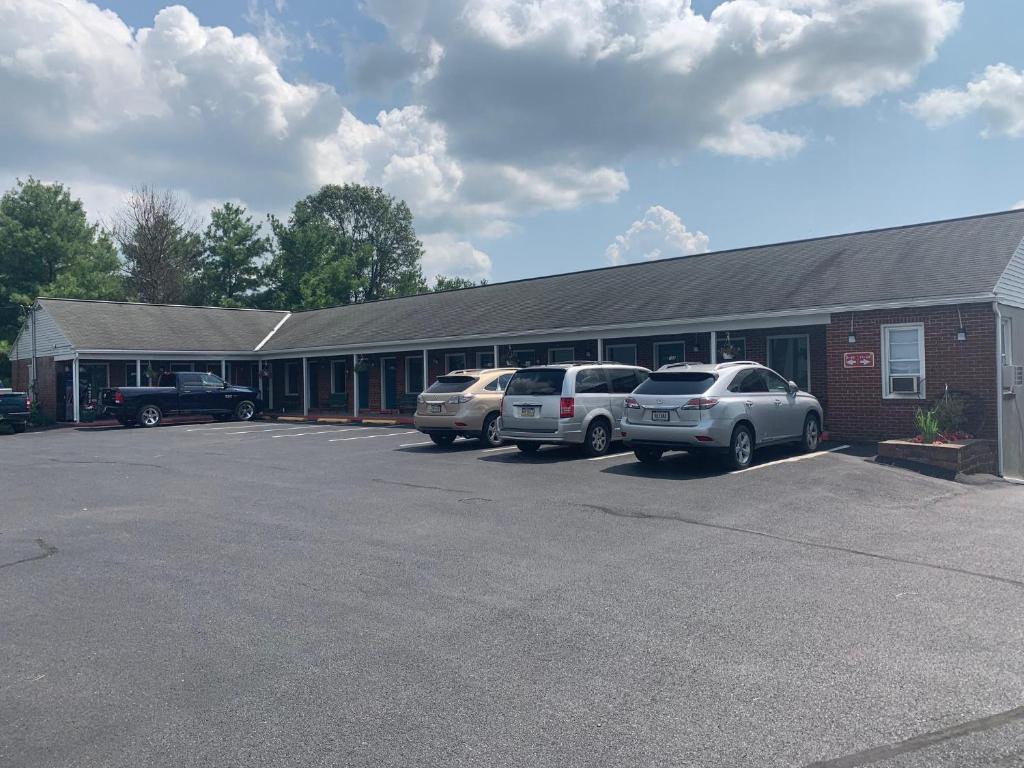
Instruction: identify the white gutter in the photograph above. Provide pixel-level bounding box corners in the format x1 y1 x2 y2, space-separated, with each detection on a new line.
995 302 1005 477
254 312 291 352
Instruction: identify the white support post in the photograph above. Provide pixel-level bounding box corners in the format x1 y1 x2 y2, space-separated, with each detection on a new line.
352 354 359 418
221 359 227 380
710 331 717 364
422 349 428 389
493 344 499 368
268 365 274 411
597 338 604 362
72 356 81 423
136 359 142 387
302 357 310 417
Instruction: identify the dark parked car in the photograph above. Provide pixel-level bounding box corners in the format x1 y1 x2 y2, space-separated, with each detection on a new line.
101 372 262 428
0 390 30 433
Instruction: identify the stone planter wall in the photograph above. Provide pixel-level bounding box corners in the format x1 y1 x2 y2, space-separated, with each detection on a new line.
876 438 997 478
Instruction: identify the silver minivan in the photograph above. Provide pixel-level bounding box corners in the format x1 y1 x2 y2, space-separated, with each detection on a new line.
499 362 650 456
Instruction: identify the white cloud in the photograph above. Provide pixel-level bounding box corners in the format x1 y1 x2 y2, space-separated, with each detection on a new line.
363 0 963 162
420 233 493 281
605 206 709 266
1013 201 1024 210
909 63 1024 138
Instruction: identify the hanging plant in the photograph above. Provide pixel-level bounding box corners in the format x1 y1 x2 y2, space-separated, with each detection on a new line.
718 333 740 361
354 356 371 372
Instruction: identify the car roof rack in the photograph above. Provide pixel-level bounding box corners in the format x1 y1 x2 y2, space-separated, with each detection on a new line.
713 360 759 370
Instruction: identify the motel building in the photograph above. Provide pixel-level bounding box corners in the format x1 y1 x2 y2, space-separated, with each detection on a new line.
9 210 1024 480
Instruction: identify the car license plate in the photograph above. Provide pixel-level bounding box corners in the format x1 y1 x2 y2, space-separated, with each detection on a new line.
430 404 442 414
652 410 670 422
520 406 536 418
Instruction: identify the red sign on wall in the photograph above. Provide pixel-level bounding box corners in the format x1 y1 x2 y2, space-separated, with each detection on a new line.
844 351 875 368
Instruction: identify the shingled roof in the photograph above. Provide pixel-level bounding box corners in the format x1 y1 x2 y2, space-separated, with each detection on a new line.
262 209 1024 352
36 299 288 353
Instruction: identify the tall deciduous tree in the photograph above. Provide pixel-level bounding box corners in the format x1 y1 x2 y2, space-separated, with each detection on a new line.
113 186 202 304
432 275 488 292
196 203 270 307
265 184 425 309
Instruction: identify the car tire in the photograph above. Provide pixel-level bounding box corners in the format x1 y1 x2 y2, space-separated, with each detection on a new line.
581 418 611 457
480 413 502 447
234 401 256 422
430 433 456 447
634 447 663 464
137 404 162 428
728 424 754 470
12 422 27 434
516 442 540 453
801 413 821 453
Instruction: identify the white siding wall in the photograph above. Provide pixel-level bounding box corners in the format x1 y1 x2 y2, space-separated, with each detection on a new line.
995 237 1024 308
10 306 73 360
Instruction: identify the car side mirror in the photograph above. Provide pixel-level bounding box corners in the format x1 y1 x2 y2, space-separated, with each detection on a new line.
223 381 230 389
788 381 798 394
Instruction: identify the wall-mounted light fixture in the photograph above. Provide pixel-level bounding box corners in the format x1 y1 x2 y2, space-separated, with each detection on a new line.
955 305 967 341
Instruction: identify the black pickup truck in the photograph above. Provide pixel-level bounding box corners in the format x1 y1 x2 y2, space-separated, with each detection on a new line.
0 390 30 434
101 371 262 427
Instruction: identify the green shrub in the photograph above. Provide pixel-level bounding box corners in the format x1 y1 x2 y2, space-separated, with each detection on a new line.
29 402 54 427
914 407 941 443
933 393 967 434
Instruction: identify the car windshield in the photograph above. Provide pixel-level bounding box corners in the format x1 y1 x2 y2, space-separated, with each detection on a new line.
425 375 478 394
505 369 566 396
635 371 716 395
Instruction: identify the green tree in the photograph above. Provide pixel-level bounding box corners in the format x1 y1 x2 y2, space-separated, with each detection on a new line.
0 177 125 347
113 186 203 304
264 184 425 309
195 203 270 307
432 275 487 292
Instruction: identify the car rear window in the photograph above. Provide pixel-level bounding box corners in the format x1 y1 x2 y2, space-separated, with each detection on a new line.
505 369 566 396
635 371 716 395
425 375 478 394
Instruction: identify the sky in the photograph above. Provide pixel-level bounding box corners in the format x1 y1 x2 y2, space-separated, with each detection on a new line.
1 0 1022 285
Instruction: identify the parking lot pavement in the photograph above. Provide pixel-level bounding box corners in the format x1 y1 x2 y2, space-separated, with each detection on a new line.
3 423 1024 767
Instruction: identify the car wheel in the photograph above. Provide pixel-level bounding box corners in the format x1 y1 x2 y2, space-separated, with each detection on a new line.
582 419 611 457
802 413 821 453
728 424 754 470
137 405 162 428
634 447 663 464
480 413 503 447
234 401 256 422
430 433 456 447
12 422 27 434
516 442 540 453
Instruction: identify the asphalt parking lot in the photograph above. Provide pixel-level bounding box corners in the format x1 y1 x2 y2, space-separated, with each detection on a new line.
3 421 1024 767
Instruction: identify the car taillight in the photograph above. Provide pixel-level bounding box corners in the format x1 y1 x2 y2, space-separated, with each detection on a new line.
24 397 31 410
624 396 640 409
559 397 574 418
682 397 719 410
500 395 506 414
447 394 474 404
114 390 124 405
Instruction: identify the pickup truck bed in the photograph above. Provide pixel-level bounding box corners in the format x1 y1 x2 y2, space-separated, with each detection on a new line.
101 372 262 427
0 391 30 433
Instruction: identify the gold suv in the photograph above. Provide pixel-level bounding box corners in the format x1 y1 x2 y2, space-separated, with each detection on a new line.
414 368 517 447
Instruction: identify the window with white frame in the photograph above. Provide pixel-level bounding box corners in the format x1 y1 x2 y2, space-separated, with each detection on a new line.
445 353 467 372
331 360 346 394
477 351 495 369
882 324 926 398
285 362 300 396
1002 317 1013 367
548 347 575 363
509 349 535 367
605 344 637 366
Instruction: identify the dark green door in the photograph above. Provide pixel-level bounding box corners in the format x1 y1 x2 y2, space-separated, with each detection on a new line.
358 369 370 409
382 358 398 410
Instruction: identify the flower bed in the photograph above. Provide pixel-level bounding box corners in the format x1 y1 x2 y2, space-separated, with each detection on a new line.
876 438 997 478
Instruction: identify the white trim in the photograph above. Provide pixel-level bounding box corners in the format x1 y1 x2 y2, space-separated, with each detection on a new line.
995 303 1005 477
710 331 716 365
653 341 687 368
221 360 227 380
604 343 638 366
509 348 536 367
405 355 424 393
380 356 396 410
548 346 575 363
73 350 260 360
444 352 467 372
767 333 811 392
78 361 110 389
596 338 604 361
254 313 291 352
302 357 309 417
423 349 429 390
476 350 496 369
135 360 142 387
1001 316 1013 368
285 361 300 397
72 354 80 423
881 323 926 399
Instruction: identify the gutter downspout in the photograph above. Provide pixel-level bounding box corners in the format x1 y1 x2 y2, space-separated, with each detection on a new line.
995 302 1005 478
30 303 38 404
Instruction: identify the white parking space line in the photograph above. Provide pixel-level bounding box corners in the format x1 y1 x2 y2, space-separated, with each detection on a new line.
186 424 311 434
586 451 633 462
730 445 851 475
327 431 409 443
482 446 518 453
272 427 372 438
399 441 434 448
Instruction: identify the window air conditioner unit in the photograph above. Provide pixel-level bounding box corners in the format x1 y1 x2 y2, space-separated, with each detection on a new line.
890 375 920 394
1004 365 1024 390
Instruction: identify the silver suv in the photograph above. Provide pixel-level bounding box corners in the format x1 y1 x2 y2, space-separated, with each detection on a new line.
621 361 823 470
500 362 651 456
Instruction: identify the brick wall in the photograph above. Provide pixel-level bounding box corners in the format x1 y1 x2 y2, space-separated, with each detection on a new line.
13 356 58 420
826 304 997 441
